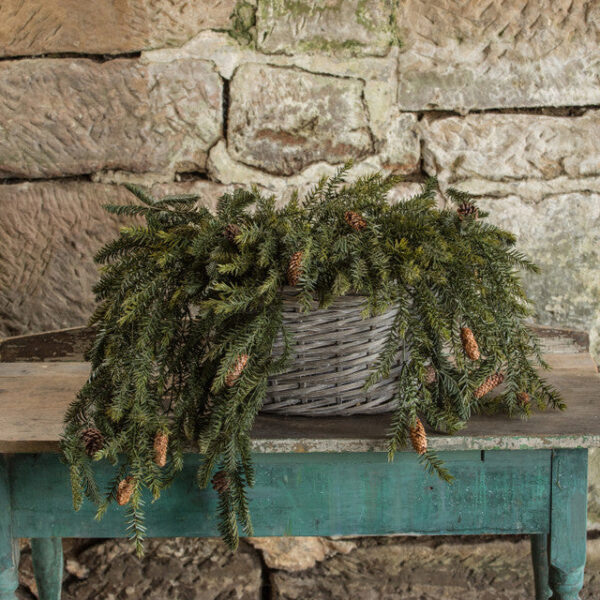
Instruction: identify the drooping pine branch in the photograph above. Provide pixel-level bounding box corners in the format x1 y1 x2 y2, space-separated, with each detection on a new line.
61 165 560 553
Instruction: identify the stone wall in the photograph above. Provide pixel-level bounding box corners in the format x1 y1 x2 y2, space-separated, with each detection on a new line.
1 0 599 525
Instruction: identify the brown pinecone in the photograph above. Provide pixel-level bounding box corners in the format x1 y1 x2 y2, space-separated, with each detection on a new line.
517 392 530 407
460 327 480 361
474 372 505 399
153 432 169 468
344 210 367 231
287 251 304 286
223 223 241 243
409 418 427 455
225 354 249 387
116 476 135 506
82 427 104 457
211 470 230 493
457 202 479 220
425 365 437 386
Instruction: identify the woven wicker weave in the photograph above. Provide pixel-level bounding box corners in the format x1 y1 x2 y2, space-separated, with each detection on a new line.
262 289 405 416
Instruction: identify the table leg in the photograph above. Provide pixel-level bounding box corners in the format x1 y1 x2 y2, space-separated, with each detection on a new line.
0 457 19 600
531 534 552 600
549 449 588 600
31 539 63 600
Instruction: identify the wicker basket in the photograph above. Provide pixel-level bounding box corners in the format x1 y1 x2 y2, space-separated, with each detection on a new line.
261 289 405 416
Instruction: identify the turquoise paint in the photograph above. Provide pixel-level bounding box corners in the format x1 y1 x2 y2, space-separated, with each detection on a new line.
0 449 589 599
0 457 18 600
10 451 552 538
549 449 588 599
31 538 63 600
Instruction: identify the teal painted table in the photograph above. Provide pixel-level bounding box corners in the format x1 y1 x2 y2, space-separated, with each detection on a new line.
0 343 599 599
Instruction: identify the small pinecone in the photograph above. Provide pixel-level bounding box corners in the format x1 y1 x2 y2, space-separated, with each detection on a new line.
425 365 437 386
211 470 230 493
517 392 530 407
223 223 241 242
460 327 480 361
474 372 505 399
153 432 169 468
344 210 367 231
225 354 249 387
287 251 304 286
457 202 479 220
82 427 104 457
116 476 135 506
409 418 428 455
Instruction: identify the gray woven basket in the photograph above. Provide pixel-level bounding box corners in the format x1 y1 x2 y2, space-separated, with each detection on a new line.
261 289 405 416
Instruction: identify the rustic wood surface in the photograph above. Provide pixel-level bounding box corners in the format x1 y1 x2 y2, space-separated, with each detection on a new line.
0 324 590 362
0 354 598 453
8 450 555 539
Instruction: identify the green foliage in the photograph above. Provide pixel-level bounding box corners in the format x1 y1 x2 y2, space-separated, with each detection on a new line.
61 164 561 553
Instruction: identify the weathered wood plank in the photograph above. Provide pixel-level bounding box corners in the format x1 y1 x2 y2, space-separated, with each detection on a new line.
0 328 95 363
9 451 552 539
31 538 63 600
0 325 589 362
549 449 588 600
0 356 599 452
0 457 19 600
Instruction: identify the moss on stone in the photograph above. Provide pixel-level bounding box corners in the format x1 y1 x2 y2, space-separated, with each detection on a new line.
256 0 400 54
228 1 257 46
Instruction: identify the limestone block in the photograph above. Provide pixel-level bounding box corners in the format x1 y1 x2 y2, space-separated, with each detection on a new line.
0 0 236 56
420 112 600 185
247 537 356 571
256 0 395 56
0 180 230 337
271 536 536 599
227 63 374 175
0 58 222 179
396 0 600 111
480 193 600 359
61 538 261 600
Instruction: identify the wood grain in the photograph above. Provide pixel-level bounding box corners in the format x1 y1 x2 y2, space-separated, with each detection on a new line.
9 451 552 538
0 355 599 452
1 324 587 362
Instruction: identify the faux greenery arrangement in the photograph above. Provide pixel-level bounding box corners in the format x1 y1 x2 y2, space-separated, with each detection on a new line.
62 165 562 554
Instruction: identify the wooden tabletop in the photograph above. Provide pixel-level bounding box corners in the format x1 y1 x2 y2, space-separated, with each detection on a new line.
0 354 599 453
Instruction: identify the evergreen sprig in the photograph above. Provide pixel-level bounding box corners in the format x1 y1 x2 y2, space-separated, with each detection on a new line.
61 164 561 553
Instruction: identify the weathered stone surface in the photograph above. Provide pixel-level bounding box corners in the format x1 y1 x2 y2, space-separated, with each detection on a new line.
15 535 600 599
256 0 395 56
146 31 400 148
421 112 600 185
60 538 262 600
0 180 230 337
147 31 404 173
396 0 600 111
0 58 222 179
479 194 600 360
227 64 374 176
448 176 600 204
248 537 356 571
0 0 236 56
272 536 600 599
377 111 420 173
208 140 423 199
271 536 537 599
